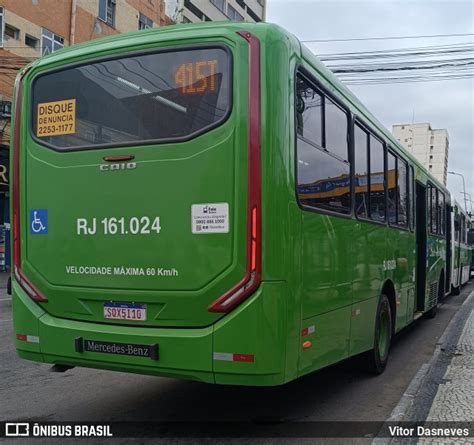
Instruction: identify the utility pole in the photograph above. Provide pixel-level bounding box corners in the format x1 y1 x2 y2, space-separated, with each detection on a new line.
448 171 468 213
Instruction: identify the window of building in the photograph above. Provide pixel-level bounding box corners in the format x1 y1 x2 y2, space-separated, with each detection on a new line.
210 0 226 13
369 135 386 222
138 12 153 30
397 158 408 227
430 145 434 149
296 74 350 215
0 7 4 47
98 0 116 27
246 6 260 22
25 34 39 50
184 0 211 21
354 124 369 219
401 126 405 130
41 29 64 55
227 4 244 21
387 151 397 224
4 24 19 40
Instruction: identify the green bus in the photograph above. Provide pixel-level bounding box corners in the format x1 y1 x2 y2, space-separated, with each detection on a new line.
10 22 457 386
469 219 474 274
450 198 471 294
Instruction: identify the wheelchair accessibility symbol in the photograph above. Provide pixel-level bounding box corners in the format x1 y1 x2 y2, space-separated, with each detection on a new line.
29 209 48 235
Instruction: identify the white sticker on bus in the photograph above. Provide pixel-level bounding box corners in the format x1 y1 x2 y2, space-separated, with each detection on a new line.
192 203 229 234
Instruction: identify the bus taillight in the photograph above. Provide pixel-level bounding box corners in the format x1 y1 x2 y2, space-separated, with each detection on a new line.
208 31 261 313
12 72 48 303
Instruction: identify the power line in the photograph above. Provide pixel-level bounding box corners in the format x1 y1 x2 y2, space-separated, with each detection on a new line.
302 32 474 43
343 75 474 85
330 59 474 73
319 44 474 62
319 42 474 57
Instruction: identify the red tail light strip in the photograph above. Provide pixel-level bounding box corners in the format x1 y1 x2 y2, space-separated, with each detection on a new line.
12 76 23 272
208 31 262 313
12 70 48 303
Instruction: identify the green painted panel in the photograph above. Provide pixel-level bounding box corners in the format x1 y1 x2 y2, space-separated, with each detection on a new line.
349 296 377 356
298 305 351 376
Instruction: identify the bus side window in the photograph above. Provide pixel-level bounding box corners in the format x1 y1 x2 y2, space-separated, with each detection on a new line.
369 135 386 222
439 192 445 236
387 151 397 225
397 157 408 227
429 185 438 234
354 124 369 219
295 73 351 215
454 213 460 241
295 76 322 146
408 165 415 230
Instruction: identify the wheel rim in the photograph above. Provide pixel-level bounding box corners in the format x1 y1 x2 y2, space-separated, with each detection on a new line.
378 307 390 359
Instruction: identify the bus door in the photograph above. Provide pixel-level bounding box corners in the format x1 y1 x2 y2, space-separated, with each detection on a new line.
415 181 427 312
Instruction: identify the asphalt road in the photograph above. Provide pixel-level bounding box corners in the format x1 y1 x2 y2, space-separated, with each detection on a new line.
0 277 472 438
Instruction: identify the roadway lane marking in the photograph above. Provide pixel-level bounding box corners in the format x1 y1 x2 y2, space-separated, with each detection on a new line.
0 297 12 301
0 319 12 322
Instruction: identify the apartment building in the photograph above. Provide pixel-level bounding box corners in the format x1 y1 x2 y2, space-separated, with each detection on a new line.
0 0 170 146
392 123 449 186
0 0 170 269
177 0 265 23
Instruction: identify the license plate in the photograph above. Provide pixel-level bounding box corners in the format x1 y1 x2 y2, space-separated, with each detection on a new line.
104 302 147 321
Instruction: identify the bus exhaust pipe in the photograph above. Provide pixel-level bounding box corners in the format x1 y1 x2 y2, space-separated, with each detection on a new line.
50 364 75 373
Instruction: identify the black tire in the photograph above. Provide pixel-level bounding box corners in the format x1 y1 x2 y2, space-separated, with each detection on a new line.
365 294 392 375
7 276 11 295
425 303 438 319
452 269 461 295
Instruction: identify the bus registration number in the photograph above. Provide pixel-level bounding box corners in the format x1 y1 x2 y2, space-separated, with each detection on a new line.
104 303 147 321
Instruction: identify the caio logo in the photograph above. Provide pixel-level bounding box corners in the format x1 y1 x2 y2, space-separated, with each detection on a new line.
99 162 136 172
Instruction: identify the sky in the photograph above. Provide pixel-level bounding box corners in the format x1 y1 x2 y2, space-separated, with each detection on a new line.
266 0 474 211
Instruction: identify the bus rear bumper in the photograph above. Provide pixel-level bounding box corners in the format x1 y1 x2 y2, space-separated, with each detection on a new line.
12 280 288 386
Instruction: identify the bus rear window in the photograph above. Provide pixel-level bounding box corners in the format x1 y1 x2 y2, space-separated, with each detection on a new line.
32 47 231 149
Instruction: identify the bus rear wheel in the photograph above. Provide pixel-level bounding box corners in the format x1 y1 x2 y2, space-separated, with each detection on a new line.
366 294 392 375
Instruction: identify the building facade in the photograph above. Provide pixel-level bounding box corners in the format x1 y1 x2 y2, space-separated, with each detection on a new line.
0 0 169 145
176 0 265 23
0 0 170 270
392 123 449 186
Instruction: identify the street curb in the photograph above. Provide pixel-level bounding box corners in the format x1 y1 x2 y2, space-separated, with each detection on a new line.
372 290 474 445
